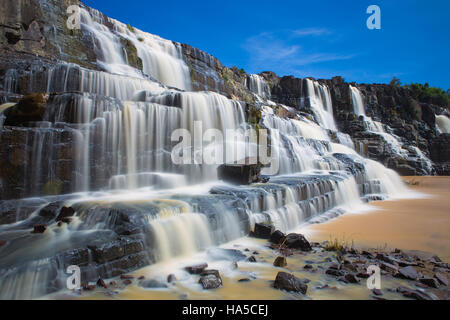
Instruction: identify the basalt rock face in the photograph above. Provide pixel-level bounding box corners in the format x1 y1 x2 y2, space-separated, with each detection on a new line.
263 74 448 176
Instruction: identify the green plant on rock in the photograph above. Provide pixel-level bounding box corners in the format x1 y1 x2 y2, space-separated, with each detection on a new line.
127 24 135 33
406 82 450 108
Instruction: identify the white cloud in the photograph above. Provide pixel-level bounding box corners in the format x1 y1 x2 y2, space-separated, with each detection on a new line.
291 28 331 37
242 31 355 74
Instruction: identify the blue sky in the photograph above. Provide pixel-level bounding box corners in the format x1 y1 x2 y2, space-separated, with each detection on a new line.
83 0 450 89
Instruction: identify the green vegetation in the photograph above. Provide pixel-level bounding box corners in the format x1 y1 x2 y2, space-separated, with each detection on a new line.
406 82 450 107
127 24 135 33
389 76 401 87
389 77 450 109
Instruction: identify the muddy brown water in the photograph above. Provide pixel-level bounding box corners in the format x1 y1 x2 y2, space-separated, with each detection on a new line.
53 176 448 300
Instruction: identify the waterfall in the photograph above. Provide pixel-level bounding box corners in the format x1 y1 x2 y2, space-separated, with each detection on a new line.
436 115 450 133
350 85 366 116
304 79 337 131
246 74 271 100
79 7 191 91
0 2 426 300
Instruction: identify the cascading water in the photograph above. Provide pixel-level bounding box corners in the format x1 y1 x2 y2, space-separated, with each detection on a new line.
246 74 271 100
0 3 422 299
436 115 450 134
304 79 337 131
350 86 433 168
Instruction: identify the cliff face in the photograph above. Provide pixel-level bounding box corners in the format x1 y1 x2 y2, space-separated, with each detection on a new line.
260 75 449 176
0 0 449 202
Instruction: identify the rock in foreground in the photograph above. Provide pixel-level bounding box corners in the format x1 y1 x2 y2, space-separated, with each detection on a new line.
273 272 308 294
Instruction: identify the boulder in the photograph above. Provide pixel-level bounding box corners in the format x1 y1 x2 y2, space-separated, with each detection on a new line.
273 256 287 268
273 272 308 294
434 272 448 286
56 206 75 222
217 160 263 185
96 278 107 288
269 230 285 244
4 93 49 126
419 277 440 288
284 233 312 251
344 273 360 284
250 223 274 239
32 224 46 233
167 274 177 283
397 286 432 300
397 266 419 280
185 263 208 274
198 271 222 290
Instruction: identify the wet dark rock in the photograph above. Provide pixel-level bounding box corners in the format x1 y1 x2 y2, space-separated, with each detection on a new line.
372 289 383 296
430 255 442 263
120 275 134 280
140 279 168 289
185 263 208 274
55 206 75 222
397 266 419 280
397 286 433 300
284 233 312 251
88 239 144 264
3 93 49 126
344 273 360 284
379 262 399 274
96 278 107 289
250 223 274 239
247 256 257 263
217 161 263 185
38 202 63 219
273 256 287 268
273 272 308 294
269 230 285 244
356 271 370 279
238 278 251 282
32 224 46 233
434 272 449 286
167 274 177 283
138 276 145 280
122 279 133 286
326 268 345 277
419 277 440 289
199 272 222 290
304 264 313 270
83 284 96 291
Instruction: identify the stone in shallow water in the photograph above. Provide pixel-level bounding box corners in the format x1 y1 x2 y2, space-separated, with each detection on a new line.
199 271 222 290
32 224 46 234
397 266 419 280
55 206 75 222
250 223 274 239
419 276 440 288
185 263 208 274
284 233 312 251
273 272 308 294
269 230 285 245
273 256 287 268
217 162 262 185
